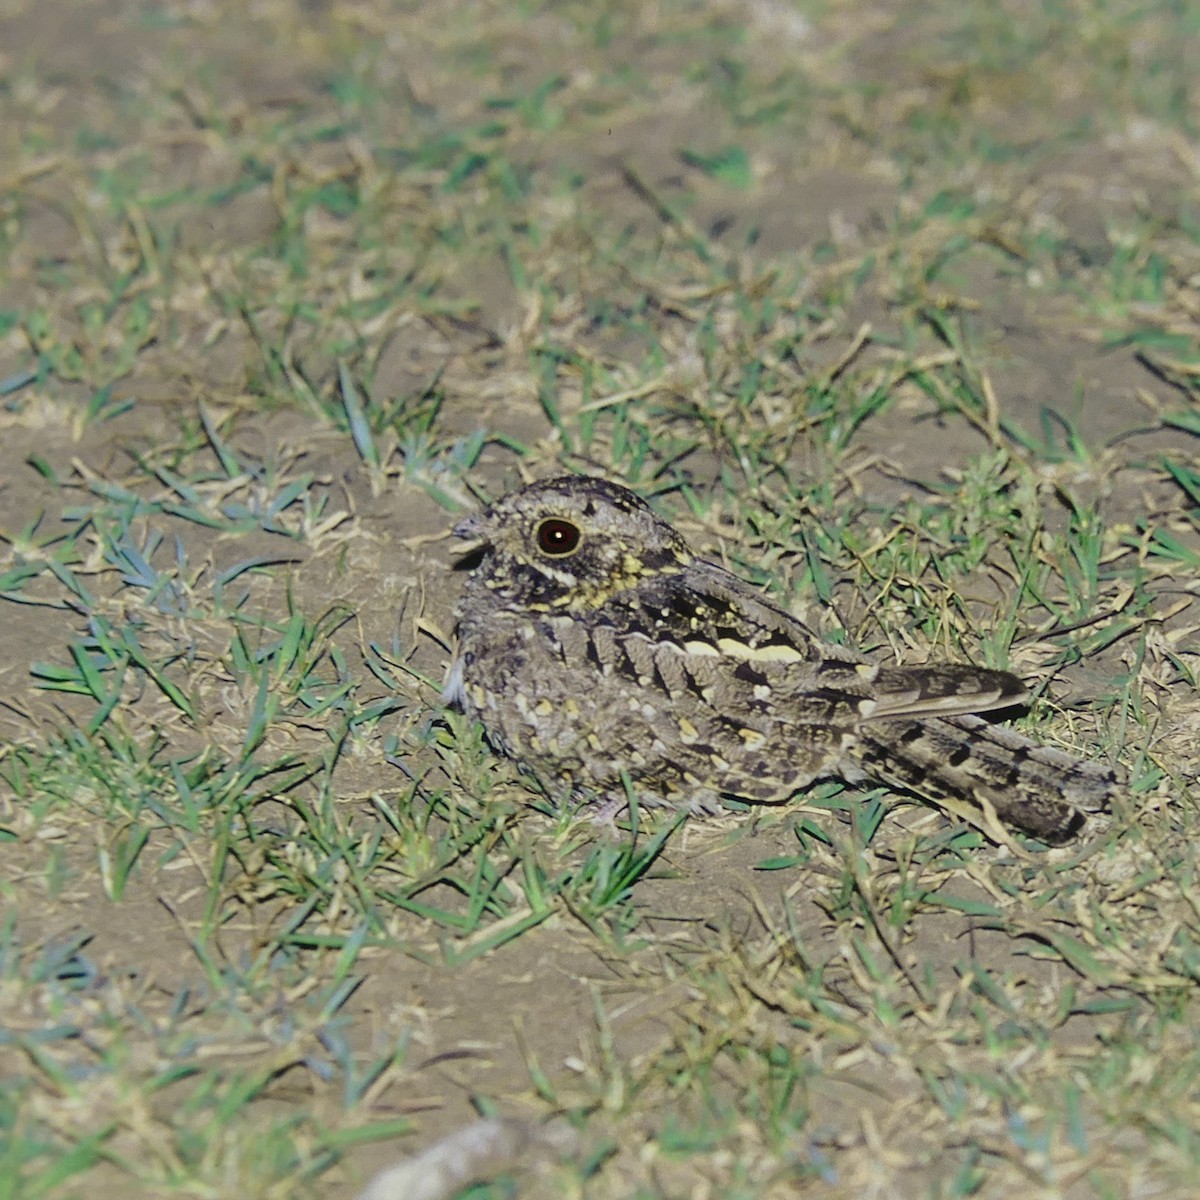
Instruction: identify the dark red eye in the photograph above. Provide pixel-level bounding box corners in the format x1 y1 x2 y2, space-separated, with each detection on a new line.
536 518 581 556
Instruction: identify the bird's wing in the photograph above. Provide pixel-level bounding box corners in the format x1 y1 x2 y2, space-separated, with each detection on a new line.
623 562 1027 725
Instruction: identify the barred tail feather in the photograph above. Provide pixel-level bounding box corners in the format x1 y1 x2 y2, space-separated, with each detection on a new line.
853 714 1118 843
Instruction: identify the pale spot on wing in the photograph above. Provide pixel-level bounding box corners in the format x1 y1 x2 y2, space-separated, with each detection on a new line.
865 686 1010 721
715 637 805 664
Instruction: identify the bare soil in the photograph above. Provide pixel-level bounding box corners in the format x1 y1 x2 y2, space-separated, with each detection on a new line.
3 1 1198 1197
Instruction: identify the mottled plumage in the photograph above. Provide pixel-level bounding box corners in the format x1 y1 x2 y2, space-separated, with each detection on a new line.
445 475 1119 842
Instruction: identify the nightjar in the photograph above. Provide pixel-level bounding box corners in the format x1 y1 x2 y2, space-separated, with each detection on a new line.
445 475 1119 842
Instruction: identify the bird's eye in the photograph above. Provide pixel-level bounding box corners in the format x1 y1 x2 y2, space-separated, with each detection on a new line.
536 517 581 556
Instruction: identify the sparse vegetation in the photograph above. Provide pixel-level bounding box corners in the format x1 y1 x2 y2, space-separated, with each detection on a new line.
1 0 1198 1197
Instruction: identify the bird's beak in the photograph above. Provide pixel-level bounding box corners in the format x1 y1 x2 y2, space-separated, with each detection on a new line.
452 513 483 540
450 513 491 564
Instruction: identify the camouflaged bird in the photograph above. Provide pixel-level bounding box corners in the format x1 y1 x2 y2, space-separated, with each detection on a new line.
445 475 1119 842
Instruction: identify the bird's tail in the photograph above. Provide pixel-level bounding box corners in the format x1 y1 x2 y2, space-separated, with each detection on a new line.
853 714 1119 842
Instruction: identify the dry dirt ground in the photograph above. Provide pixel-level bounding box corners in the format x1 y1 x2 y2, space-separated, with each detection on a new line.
2 1 1200 1198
